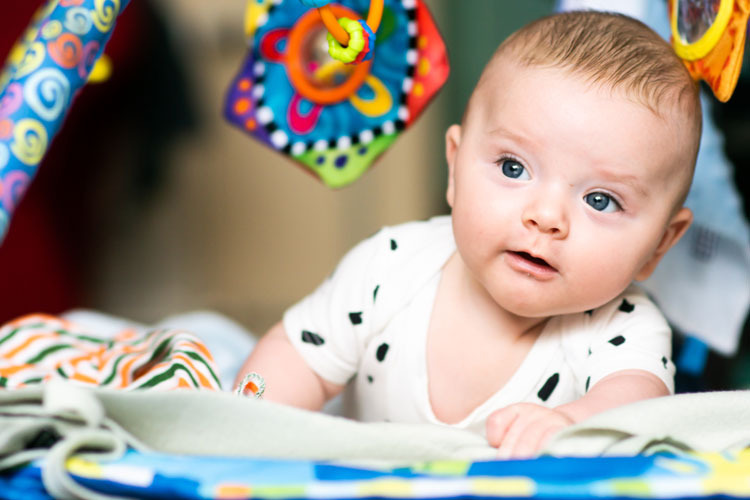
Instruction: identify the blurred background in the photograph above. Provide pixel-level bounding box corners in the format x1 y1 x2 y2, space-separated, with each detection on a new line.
0 1 748 387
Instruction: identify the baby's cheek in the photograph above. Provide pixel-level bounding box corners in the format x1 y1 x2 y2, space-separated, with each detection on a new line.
568 255 634 306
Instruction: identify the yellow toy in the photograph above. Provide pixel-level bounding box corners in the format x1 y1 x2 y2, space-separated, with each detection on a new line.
670 0 749 101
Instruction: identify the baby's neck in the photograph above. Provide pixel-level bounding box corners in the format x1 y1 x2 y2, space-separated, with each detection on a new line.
426 253 549 424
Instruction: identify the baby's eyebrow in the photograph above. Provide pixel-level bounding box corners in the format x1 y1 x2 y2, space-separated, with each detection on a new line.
486 125 533 147
595 167 649 198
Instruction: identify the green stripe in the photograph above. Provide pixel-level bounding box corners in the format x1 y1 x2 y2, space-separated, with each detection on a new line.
137 328 171 349
176 349 222 388
54 329 108 344
143 337 173 367
0 377 7 387
56 367 69 379
100 353 130 386
128 330 154 346
23 377 43 385
135 363 199 389
0 322 46 346
26 344 73 364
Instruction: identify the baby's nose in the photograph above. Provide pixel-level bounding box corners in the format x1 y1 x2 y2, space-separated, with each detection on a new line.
522 194 569 238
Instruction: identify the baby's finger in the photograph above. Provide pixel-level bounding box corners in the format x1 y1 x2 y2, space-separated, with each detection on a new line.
511 421 564 458
535 422 568 454
486 407 520 448
495 413 536 459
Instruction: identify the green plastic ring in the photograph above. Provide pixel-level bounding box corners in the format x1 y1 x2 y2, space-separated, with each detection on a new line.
326 17 366 63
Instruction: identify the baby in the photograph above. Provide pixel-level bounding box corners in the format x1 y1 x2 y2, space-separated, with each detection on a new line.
236 11 701 458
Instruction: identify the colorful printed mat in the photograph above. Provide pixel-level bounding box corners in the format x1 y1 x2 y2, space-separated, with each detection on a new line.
2 448 750 499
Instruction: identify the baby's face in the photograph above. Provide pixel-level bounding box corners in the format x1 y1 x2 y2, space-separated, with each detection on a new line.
445 61 692 317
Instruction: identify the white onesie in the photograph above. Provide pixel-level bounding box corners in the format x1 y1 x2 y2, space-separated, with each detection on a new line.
284 216 675 436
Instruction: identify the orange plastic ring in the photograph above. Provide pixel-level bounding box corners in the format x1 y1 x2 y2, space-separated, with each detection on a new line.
287 5 372 105
318 0 384 47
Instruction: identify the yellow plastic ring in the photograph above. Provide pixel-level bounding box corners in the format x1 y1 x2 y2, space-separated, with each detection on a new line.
671 0 734 61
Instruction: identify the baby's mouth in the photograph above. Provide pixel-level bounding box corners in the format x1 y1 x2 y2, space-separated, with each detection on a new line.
511 251 557 271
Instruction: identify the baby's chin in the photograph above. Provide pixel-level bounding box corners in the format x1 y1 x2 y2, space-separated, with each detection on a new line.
496 294 596 319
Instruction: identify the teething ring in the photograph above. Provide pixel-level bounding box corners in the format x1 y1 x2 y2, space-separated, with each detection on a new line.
287 5 372 105
318 0 383 47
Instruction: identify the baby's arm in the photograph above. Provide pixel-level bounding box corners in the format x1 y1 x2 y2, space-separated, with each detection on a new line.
486 369 668 458
234 321 345 410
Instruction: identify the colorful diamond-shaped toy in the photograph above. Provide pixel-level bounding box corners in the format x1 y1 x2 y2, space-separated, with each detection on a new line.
224 0 450 188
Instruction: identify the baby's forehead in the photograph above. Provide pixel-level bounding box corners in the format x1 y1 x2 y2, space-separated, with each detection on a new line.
467 61 695 201
471 56 695 138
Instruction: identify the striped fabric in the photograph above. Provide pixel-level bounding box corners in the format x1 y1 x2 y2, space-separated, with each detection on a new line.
0 314 222 391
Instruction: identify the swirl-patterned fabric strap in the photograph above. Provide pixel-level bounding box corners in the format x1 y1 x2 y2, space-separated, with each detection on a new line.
0 0 131 241
0 314 222 391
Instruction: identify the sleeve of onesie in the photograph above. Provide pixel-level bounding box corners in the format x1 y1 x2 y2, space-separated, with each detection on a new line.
577 286 676 395
282 230 387 386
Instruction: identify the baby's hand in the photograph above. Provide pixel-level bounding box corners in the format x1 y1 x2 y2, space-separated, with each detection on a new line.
486 403 574 459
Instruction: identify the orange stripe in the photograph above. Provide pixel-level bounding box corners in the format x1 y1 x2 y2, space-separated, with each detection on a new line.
2 332 59 359
70 372 98 385
0 364 34 377
175 337 213 361
67 351 98 368
114 328 140 342
173 353 213 389
118 352 147 388
5 313 61 327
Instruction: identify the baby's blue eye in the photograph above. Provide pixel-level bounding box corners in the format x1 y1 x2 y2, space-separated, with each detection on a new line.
500 159 529 180
584 192 620 213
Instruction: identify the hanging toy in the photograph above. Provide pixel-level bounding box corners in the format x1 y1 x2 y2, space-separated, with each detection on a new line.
669 0 749 101
309 0 382 64
0 0 130 242
225 0 450 188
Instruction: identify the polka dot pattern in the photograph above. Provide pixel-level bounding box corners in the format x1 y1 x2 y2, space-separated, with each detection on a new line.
301 330 325 346
349 312 363 325
618 299 635 313
537 373 560 402
376 343 389 362
609 335 626 346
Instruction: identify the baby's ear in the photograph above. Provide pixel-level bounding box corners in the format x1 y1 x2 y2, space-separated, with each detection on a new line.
635 207 693 281
445 124 462 208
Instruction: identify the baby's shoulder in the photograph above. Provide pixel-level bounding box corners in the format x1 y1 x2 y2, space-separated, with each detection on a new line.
376 215 453 247
556 284 669 344
584 284 666 326
361 215 455 268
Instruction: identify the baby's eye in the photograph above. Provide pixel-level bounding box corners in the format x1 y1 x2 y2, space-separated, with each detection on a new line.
584 192 621 213
499 159 529 180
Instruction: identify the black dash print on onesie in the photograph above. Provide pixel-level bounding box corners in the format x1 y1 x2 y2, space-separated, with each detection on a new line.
537 373 559 402
609 335 625 346
373 285 380 302
376 343 389 362
618 299 635 313
662 356 668 369
349 312 363 325
390 239 398 251
367 375 374 383
301 330 325 346
585 376 591 392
